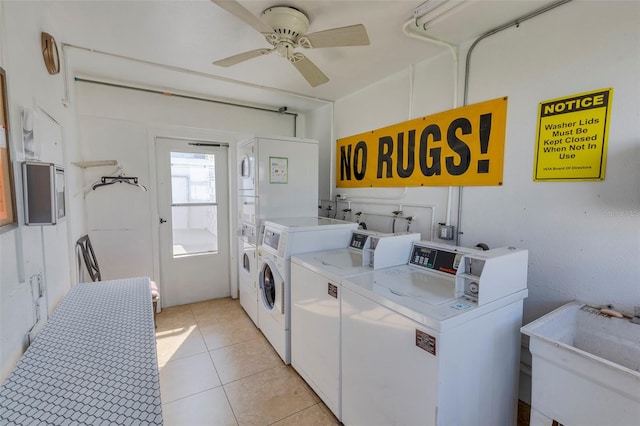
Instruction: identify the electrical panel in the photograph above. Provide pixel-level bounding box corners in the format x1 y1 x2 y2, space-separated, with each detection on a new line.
23 162 65 225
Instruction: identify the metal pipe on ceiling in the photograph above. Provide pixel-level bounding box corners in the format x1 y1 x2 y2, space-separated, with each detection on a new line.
73 77 299 118
60 43 332 106
74 76 298 136
463 0 574 105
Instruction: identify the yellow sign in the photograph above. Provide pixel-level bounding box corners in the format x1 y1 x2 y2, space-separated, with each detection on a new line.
533 88 612 181
336 97 508 188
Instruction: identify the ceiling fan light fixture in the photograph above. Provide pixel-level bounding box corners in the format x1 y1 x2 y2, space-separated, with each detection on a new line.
275 41 293 58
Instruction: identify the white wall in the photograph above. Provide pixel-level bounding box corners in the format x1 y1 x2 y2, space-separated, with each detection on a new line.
460 1 640 324
334 1 640 326
75 81 297 298
0 1 80 380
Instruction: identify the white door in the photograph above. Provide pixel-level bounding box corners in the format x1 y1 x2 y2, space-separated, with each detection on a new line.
156 137 230 307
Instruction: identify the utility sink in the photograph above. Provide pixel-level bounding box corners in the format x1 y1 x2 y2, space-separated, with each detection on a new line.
521 301 640 426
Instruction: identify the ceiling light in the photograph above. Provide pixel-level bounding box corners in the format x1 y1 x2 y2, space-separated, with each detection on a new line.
275 42 293 58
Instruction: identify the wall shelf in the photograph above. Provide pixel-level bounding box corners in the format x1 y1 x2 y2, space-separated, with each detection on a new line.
72 160 118 168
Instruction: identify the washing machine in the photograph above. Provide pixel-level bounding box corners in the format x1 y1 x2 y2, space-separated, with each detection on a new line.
257 217 358 364
341 242 529 426
290 230 420 419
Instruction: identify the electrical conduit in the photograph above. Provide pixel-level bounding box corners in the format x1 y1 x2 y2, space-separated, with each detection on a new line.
402 17 459 230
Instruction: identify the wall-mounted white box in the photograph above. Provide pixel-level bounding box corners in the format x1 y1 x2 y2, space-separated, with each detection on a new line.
22 161 65 225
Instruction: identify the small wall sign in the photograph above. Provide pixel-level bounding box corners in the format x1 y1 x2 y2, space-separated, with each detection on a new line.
269 156 288 184
533 88 613 182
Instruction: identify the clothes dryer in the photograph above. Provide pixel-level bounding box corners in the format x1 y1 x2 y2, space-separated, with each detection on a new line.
257 217 358 364
290 230 420 419
340 242 528 426
237 136 319 224
236 136 318 325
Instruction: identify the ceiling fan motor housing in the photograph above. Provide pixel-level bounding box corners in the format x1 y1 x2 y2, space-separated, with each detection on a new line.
210 0 368 87
261 6 310 42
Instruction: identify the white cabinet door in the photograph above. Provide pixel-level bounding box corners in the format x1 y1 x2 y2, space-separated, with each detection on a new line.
341 286 440 426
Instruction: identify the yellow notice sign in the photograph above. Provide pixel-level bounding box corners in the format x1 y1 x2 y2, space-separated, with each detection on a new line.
336 97 507 188
533 88 612 181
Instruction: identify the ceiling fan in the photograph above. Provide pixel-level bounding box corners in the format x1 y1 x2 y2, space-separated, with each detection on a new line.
211 0 370 87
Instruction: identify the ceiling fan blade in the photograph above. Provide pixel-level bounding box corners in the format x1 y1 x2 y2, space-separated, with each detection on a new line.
213 48 272 67
301 24 370 48
290 54 329 87
211 0 274 34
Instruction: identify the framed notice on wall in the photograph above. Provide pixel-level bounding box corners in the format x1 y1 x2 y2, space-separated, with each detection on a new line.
533 88 613 182
0 66 17 230
269 156 288 184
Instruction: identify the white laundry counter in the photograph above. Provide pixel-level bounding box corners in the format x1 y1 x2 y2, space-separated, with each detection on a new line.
0 277 162 425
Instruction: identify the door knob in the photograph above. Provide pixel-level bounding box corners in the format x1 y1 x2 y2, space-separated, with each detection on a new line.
159 218 167 224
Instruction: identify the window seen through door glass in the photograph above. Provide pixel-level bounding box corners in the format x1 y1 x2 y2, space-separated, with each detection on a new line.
170 152 218 257
170 152 217 203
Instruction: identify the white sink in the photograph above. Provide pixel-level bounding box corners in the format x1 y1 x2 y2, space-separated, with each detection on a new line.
521 301 640 426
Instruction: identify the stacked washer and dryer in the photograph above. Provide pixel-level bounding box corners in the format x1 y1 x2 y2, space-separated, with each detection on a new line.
237 136 320 327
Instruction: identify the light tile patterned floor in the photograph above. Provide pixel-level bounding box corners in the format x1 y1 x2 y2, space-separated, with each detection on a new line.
156 298 340 426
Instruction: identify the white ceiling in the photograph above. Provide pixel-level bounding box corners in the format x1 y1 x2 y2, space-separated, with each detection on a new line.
43 0 560 111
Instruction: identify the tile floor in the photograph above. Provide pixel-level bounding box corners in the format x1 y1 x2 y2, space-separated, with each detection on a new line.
155 298 340 426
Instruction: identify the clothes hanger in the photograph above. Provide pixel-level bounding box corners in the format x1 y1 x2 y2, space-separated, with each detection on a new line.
91 175 148 191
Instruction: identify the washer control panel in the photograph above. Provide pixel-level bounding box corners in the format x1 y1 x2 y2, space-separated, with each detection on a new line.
263 229 280 251
407 242 528 306
349 232 369 250
409 245 463 275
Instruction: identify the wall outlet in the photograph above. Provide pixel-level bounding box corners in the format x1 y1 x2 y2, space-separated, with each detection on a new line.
439 224 455 240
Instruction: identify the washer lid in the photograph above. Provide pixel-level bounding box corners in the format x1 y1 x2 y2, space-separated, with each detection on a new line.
265 216 355 229
292 248 370 283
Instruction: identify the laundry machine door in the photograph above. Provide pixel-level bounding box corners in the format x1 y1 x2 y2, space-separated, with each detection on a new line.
259 258 284 315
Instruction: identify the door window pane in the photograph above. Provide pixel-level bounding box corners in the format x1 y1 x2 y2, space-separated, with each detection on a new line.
172 205 218 256
170 152 216 203
170 152 218 257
